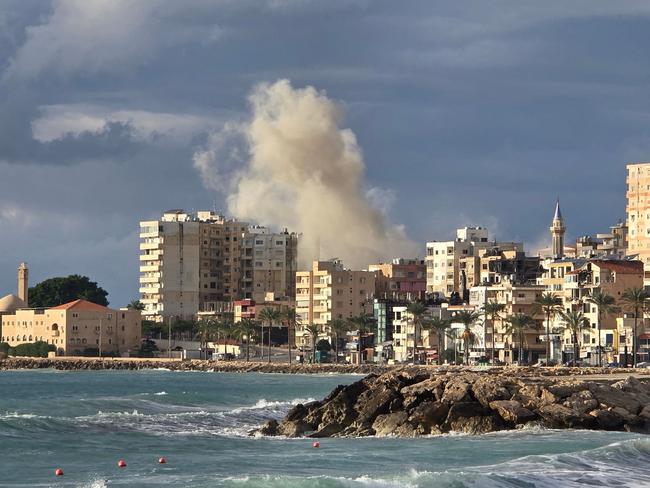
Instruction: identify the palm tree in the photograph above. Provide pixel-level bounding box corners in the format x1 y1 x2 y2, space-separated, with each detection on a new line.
422 316 451 365
348 314 375 365
533 292 563 365
406 302 429 365
233 319 257 362
305 323 321 363
328 318 350 364
257 307 281 364
620 287 649 367
559 309 590 366
504 313 536 365
195 318 216 360
282 307 299 364
127 299 145 311
586 291 619 367
482 301 506 364
454 310 481 365
212 319 229 358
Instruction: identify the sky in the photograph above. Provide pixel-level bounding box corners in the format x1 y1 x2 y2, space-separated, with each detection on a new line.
1 0 649 307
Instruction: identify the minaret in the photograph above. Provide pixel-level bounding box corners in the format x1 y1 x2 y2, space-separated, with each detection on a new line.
17 262 28 306
550 199 566 259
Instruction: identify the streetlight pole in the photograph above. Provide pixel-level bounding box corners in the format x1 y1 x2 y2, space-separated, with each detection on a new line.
168 316 172 359
99 318 102 358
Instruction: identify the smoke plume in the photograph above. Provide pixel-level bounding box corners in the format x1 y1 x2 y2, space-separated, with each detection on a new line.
193 79 418 268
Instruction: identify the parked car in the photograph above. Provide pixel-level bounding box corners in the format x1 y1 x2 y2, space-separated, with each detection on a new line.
635 362 650 369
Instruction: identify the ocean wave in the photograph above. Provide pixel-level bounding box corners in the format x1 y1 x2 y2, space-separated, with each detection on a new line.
221 437 650 487
0 397 311 439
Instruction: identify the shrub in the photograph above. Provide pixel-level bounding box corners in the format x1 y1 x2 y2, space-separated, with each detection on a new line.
10 341 56 358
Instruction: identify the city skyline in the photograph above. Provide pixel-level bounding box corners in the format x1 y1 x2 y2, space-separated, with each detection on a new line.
2 1 648 306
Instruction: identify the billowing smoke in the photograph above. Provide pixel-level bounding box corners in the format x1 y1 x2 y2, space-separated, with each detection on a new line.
193 79 418 268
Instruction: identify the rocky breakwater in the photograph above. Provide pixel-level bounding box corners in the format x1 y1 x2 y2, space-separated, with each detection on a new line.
258 369 650 437
0 357 388 374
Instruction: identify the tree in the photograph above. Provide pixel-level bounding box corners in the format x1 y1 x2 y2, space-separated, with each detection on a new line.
406 302 429 365
482 301 506 364
505 313 536 365
328 318 350 363
195 318 216 360
29 275 109 308
620 287 649 367
454 310 481 365
533 292 563 365
234 319 257 362
348 314 375 365
586 291 618 367
127 299 145 311
282 307 299 364
215 316 235 357
559 309 590 366
305 323 321 363
258 308 281 364
422 316 451 365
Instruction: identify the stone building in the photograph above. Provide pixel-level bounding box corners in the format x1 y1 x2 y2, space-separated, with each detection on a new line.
1 299 141 356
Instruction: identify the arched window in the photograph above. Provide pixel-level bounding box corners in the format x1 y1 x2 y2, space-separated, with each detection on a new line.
51 324 59 331
22 335 27 341
82 339 87 344
28 335 32 341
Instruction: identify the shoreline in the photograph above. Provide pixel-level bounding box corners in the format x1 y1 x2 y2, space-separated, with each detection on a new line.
2 357 650 377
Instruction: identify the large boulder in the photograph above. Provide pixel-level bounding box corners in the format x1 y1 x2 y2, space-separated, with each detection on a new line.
489 400 536 424
472 376 512 407
589 384 642 414
442 378 472 403
537 404 593 429
408 401 449 433
563 390 599 414
372 411 409 437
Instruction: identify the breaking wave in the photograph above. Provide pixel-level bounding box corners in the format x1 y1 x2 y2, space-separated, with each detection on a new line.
0 397 313 439
223 437 650 487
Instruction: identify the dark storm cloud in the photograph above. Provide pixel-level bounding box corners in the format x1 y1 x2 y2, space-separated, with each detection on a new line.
2 0 650 304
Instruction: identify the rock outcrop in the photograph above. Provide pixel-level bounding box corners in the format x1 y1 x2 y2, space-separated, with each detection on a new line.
258 369 650 437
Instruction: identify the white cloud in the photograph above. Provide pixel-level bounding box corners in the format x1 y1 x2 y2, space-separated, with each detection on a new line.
32 104 220 143
5 0 165 80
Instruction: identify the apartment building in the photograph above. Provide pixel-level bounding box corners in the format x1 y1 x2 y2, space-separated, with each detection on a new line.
139 210 298 322
627 163 650 285
460 248 541 289
369 258 426 301
426 226 523 297
294 260 376 350
241 227 298 303
470 282 546 364
1 299 141 356
561 259 643 363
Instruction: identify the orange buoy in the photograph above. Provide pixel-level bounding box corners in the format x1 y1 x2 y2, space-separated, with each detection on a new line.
117 459 127 468
55 468 64 476
312 441 320 448
158 457 166 464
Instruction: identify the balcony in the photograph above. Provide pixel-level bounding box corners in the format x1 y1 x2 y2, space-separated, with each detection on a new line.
139 263 161 272
139 241 162 251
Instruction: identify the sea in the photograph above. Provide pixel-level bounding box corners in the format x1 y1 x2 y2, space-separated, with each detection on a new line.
1 370 650 487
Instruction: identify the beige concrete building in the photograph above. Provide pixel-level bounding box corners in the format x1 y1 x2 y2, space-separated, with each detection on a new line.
470 282 546 364
294 260 376 350
139 210 298 322
561 259 643 363
626 163 650 285
241 227 298 303
426 227 523 298
368 258 426 301
1 299 141 356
